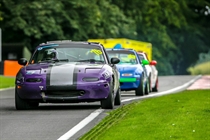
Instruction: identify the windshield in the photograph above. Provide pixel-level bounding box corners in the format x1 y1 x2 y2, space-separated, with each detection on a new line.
138 54 145 60
107 50 138 64
30 44 105 64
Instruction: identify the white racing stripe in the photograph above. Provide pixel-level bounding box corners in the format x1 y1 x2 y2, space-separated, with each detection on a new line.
50 64 75 85
57 75 201 140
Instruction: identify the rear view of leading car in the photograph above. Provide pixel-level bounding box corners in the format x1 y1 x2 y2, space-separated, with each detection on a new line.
15 41 121 110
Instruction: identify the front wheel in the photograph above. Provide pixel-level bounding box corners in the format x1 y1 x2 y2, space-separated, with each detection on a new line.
148 74 152 92
101 82 114 109
114 87 121 106
15 88 39 110
152 77 158 92
144 79 149 95
135 75 145 96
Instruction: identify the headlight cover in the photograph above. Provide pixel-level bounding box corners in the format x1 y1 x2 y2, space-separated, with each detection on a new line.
26 70 40 75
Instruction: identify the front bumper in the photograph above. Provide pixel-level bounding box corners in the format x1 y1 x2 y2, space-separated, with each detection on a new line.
119 77 140 90
16 80 110 102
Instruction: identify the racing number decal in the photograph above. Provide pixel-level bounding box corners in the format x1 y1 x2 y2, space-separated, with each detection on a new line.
127 54 136 59
90 49 102 55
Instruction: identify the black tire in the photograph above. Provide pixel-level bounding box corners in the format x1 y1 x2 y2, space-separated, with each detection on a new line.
145 79 149 95
114 87 121 106
101 81 114 109
135 75 145 96
15 88 39 110
148 74 152 92
152 77 158 92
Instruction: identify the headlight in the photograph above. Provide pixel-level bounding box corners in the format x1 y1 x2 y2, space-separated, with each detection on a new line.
122 73 133 76
26 78 42 82
83 77 99 82
26 70 40 75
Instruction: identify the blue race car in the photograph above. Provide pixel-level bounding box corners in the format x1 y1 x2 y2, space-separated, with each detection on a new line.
106 49 149 96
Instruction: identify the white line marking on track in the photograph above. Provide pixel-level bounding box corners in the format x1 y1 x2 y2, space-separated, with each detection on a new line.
57 109 104 140
57 75 201 140
0 87 14 91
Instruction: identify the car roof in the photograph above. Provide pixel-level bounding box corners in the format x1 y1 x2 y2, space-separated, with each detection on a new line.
137 51 149 60
106 48 136 53
37 40 103 48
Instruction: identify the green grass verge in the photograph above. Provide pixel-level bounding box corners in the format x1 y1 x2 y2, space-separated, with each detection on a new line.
0 75 15 89
80 90 210 140
188 61 210 75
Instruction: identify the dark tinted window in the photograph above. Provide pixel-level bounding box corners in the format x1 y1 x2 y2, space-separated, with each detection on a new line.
30 44 105 64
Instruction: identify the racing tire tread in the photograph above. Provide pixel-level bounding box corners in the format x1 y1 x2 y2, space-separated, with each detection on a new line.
148 74 152 92
135 75 144 96
152 77 158 92
145 79 149 95
114 87 121 106
15 88 39 110
101 81 114 109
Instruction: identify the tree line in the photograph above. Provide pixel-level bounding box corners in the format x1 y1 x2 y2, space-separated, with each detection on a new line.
0 0 209 75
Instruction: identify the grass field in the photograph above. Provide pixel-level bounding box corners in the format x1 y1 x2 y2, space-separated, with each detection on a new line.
188 61 210 75
80 90 210 140
0 75 15 89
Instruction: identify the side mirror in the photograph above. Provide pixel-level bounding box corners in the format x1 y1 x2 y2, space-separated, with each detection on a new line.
142 59 149 65
18 58 28 66
150 60 157 66
111 57 120 64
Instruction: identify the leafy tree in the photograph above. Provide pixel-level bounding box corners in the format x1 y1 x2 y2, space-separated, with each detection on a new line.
112 0 187 75
0 0 209 75
1 0 66 50
169 0 210 74
0 4 3 21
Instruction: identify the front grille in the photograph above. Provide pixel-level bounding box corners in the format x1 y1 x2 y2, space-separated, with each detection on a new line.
45 90 85 97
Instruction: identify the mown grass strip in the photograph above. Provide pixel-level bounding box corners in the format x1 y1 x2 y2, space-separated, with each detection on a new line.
79 90 210 140
0 75 15 89
80 102 136 140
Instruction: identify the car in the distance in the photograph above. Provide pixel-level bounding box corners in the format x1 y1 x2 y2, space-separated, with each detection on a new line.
106 49 150 96
137 51 158 92
15 40 121 110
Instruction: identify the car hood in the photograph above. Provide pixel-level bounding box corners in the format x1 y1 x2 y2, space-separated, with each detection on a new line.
21 62 107 87
23 62 105 74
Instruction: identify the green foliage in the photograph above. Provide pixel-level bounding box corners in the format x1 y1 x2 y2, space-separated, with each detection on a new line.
196 50 210 65
188 61 210 75
0 4 3 21
0 0 209 75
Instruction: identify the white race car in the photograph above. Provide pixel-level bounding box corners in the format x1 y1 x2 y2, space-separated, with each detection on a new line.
137 52 158 92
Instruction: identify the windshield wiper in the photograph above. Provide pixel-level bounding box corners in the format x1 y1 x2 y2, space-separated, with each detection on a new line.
54 59 69 62
39 59 69 63
77 59 104 63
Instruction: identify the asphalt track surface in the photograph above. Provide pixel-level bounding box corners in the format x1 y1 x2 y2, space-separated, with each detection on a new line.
0 75 201 140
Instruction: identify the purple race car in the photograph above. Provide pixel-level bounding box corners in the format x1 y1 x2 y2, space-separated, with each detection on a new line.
15 41 121 110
